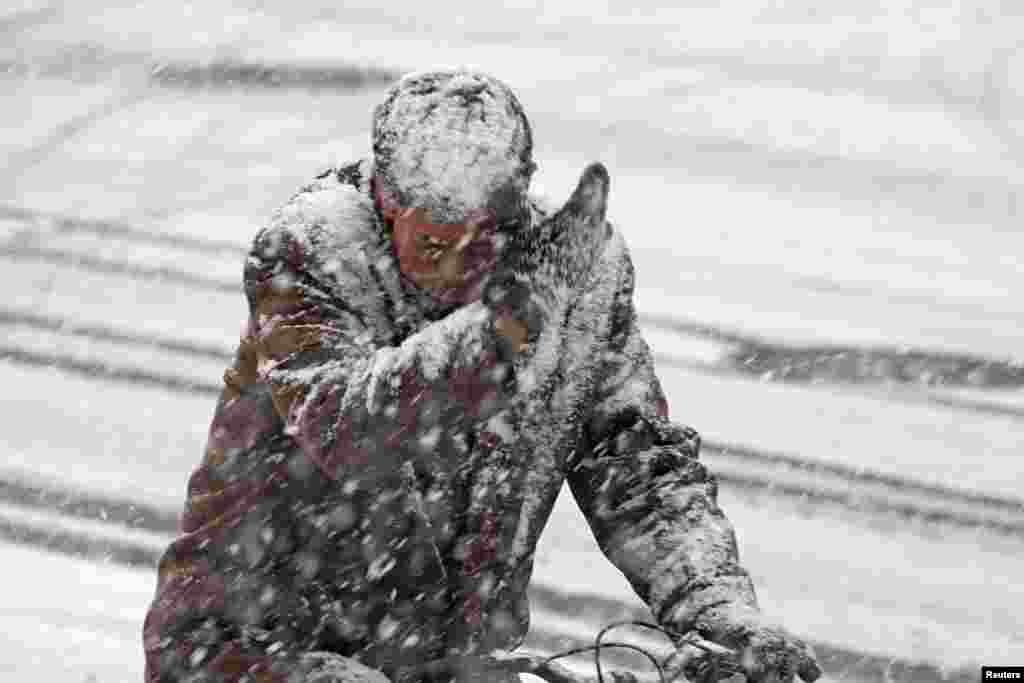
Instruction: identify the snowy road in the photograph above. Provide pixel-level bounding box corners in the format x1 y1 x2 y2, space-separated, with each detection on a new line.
3 1 1023 681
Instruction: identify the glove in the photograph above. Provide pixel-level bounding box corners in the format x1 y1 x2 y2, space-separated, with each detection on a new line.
483 162 613 353
671 606 822 683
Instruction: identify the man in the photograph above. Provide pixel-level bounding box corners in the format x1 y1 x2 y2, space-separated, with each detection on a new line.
143 68 822 683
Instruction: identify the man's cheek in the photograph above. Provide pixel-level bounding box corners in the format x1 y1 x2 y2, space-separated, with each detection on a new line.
394 237 435 277
437 251 463 283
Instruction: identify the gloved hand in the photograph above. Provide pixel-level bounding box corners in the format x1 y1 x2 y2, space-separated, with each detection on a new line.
483 161 613 353
670 606 822 683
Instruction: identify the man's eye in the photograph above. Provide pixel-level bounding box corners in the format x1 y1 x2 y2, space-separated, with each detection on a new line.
419 242 445 260
417 235 447 247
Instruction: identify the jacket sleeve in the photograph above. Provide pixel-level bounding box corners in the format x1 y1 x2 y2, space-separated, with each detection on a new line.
565 253 759 632
246 222 519 476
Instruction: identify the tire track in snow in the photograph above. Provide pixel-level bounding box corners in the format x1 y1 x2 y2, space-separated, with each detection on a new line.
0 475 178 535
0 44 401 93
149 60 400 92
0 4 61 36
0 244 240 294
644 312 1024 391
653 349 1024 421
0 501 169 570
0 204 247 257
0 344 221 397
0 89 153 177
0 308 230 362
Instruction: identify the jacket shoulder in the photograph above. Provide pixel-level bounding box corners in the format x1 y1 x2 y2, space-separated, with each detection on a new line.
248 160 384 273
274 159 376 242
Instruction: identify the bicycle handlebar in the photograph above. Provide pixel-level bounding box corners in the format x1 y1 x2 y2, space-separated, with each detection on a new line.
403 629 741 683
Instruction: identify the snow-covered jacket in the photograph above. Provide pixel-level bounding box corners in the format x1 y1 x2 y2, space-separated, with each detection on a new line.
143 159 758 683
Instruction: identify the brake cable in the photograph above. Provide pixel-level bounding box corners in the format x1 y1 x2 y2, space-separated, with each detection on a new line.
541 619 735 683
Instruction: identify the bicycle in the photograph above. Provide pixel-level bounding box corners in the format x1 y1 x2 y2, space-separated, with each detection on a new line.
393 620 744 683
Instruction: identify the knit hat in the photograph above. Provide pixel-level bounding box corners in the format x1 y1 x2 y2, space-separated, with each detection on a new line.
371 68 535 225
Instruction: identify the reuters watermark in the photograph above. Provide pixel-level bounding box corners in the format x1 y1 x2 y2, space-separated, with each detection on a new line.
983 667 1024 680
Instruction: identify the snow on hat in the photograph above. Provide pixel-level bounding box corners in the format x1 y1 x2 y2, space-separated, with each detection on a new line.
371 68 535 224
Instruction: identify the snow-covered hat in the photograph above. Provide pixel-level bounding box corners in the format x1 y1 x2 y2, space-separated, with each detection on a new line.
371 68 535 224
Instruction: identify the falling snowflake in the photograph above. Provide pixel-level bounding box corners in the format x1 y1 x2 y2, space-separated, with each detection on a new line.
189 647 208 668
419 426 442 452
376 614 400 640
367 553 397 581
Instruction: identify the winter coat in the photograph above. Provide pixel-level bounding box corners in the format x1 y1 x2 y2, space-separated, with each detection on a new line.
142 159 758 683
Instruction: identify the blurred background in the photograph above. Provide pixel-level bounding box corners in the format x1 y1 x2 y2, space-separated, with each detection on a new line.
2 1 1024 681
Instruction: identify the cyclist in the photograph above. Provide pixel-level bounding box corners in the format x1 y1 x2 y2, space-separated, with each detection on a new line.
143 68 822 683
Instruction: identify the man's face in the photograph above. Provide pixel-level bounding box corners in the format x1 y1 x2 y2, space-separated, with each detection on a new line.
390 207 486 290
374 174 527 305
386 205 509 306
